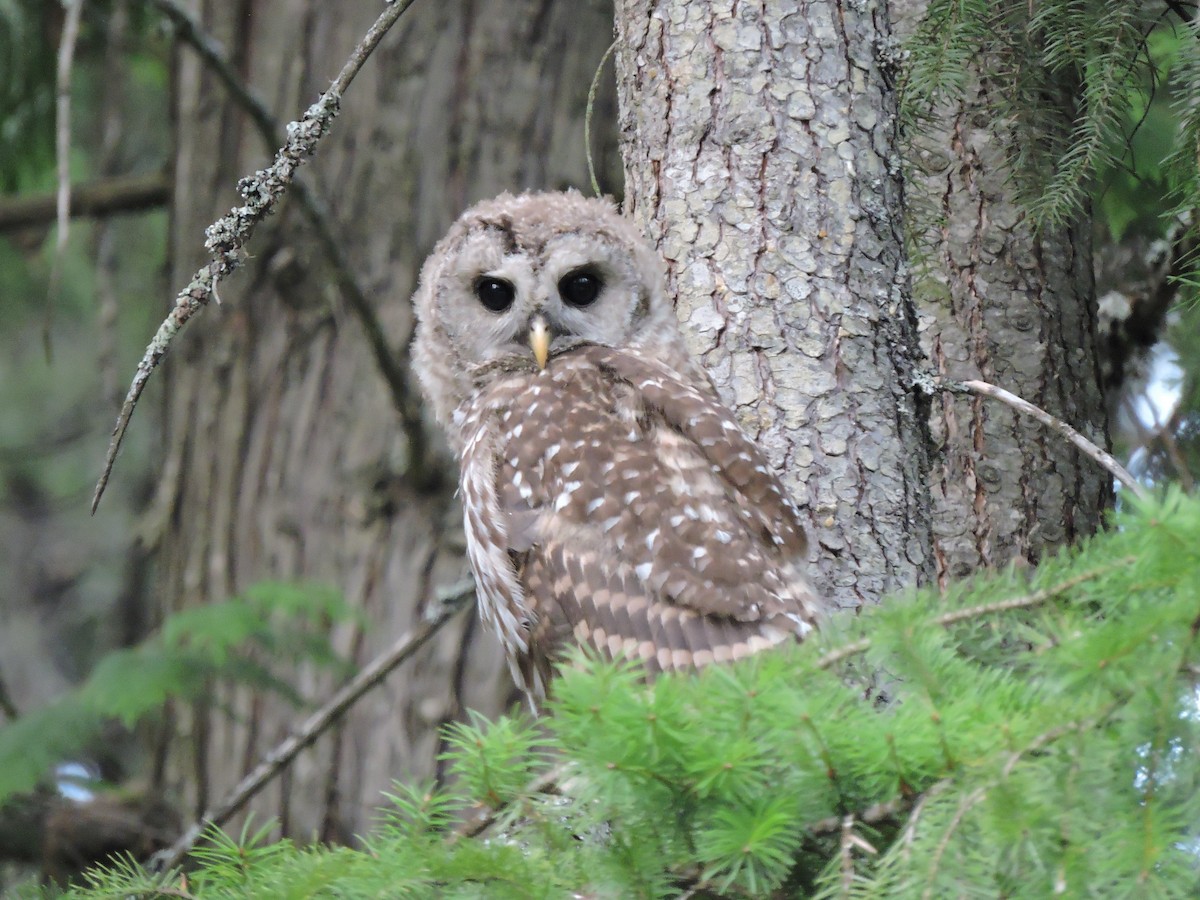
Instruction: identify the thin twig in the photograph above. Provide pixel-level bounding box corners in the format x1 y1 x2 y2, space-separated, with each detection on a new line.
919 373 1148 501
814 560 1128 671
585 41 617 197
838 813 878 898
93 0 423 513
806 797 908 838
46 0 86 359
144 0 280 154
96 0 132 410
149 580 473 873
146 0 433 486
1151 407 1196 493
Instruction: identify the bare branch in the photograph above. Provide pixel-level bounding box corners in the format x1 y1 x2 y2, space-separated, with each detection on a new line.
93 0 423 513
837 813 878 898
586 41 617 197
150 579 474 873
145 0 280 149
0 174 170 233
46 0 86 358
147 0 434 486
917 373 1148 501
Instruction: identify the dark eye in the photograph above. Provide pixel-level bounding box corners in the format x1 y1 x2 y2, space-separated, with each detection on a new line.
474 277 515 312
558 270 602 307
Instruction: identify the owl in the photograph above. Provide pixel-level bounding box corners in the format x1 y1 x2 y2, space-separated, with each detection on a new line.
411 190 822 704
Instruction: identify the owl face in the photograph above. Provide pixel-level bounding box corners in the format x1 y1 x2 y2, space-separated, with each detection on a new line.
412 191 698 438
410 192 821 701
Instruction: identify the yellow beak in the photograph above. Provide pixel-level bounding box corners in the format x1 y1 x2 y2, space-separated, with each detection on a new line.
529 314 551 370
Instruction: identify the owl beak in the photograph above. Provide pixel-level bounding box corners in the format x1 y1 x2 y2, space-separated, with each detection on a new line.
528 314 552 369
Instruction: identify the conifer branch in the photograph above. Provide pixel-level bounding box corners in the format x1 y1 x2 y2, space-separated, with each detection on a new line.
92 0 425 513
815 560 1130 671
897 780 952 865
150 580 473 873
838 813 879 896
920 785 986 899
0 667 18 722
448 764 565 844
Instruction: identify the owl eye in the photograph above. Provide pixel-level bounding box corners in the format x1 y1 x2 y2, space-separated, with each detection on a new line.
474 276 515 312
558 270 602 307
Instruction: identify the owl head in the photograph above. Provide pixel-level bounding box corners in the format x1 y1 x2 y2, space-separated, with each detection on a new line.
411 190 704 442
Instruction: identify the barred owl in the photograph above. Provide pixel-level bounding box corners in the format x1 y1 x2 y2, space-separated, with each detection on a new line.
412 190 822 703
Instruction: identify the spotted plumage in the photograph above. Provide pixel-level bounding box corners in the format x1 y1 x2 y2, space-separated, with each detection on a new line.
412 190 823 704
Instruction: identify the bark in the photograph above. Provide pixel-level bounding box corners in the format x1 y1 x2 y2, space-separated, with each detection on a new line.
614 0 933 610
154 0 619 841
891 2 1111 581
614 0 1110 607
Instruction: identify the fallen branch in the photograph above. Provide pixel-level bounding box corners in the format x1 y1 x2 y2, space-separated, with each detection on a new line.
918 373 1148 501
92 0 423 513
150 579 474 873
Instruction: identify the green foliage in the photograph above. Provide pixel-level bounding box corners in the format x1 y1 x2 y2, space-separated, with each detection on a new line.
0 582 355 804
0 0 167 192
1092 25 1183 243
43 490 1200 898
902 2 1190 233
1164 18 1200 238
0 0 55 192
441 710 548 811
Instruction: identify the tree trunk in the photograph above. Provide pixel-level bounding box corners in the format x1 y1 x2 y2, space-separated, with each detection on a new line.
154 0 619 841
613 0 1109 606
890 1 1111 581
614 0 933 610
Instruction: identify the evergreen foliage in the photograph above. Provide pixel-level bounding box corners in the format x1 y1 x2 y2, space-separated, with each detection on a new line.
901 1 1191 233
0 582 355 805
42 491 1200 898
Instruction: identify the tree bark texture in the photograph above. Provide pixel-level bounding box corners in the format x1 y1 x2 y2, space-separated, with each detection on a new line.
614 0 933 610
891 1 1111 582
155 0 619 841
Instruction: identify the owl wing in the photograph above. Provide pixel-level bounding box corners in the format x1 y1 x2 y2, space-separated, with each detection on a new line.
460 345 822 691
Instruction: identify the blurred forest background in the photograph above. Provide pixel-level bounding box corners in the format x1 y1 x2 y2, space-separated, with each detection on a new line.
0 0 1198 891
